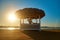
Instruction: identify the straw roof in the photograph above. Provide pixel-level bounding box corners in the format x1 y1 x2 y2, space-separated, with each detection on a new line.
16 8 45 19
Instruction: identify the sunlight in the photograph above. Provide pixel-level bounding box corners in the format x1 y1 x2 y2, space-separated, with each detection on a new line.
0 28 20 30
7 27 16 30
8 11 17 22
7 27 20 30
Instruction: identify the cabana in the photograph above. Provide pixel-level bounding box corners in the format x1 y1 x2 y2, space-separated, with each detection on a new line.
16 8 45 30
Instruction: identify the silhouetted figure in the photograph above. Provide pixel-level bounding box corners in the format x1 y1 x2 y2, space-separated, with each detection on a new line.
28 18 32 24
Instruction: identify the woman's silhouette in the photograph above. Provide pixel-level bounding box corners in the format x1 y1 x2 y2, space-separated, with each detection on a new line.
28 18 32 24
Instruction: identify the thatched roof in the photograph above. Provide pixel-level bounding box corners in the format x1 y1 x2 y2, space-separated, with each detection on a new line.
16 8 45 19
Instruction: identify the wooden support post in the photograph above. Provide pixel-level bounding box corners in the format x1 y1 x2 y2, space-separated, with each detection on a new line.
20 19 21 27
36 19 37 24
39 16 41 30
23 19 24 24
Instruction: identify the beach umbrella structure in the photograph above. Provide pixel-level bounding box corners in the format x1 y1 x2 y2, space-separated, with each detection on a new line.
16 8 45 30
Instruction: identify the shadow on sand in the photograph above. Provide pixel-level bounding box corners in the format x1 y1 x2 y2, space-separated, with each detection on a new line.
22 30 60 40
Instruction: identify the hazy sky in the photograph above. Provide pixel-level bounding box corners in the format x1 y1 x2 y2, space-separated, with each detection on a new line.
0 0 60 27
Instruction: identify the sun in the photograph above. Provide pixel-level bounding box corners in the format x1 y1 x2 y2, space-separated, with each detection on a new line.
8 11 17 22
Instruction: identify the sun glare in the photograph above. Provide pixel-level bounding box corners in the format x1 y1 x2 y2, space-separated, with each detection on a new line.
7 28 16 30
8 11 17 22
7 27 20 30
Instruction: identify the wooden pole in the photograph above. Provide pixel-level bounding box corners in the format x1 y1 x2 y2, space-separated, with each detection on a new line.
36 19 37 24
23 19 24 24
20 19 21 27
39 16 41 30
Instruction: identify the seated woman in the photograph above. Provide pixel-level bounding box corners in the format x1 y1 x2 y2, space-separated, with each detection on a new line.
27 18 32 24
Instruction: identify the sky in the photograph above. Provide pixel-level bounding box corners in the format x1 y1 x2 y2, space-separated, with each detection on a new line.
0 0 60 27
